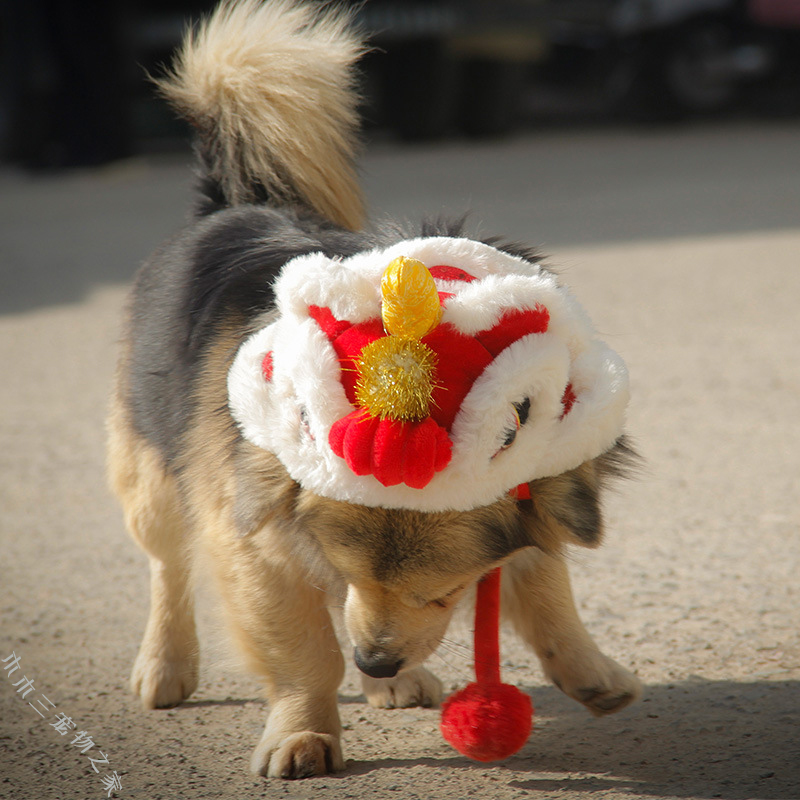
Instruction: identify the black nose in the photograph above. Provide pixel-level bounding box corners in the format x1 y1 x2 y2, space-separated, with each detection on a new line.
353 647 403 679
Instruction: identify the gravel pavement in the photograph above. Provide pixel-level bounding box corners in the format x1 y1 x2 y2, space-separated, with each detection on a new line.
1 121 799 800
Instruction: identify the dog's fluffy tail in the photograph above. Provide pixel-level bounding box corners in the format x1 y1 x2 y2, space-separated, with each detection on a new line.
156 0 366 229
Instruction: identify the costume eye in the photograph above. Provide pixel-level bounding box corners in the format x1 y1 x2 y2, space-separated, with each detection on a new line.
299 406 314 440
515 397 531 426
493 397 531 457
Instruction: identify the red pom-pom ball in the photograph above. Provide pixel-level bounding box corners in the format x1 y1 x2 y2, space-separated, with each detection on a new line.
439 567 534 762
440 681 532 762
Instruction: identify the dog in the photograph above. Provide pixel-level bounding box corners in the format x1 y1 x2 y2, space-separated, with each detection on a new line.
107 0 642 780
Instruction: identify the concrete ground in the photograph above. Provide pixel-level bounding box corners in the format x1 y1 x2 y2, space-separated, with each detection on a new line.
1 120 799 800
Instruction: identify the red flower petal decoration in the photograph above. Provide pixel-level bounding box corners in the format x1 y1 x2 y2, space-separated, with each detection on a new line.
403 418 447 489
372 419 408 487
336 412 380 476
329 412 452 488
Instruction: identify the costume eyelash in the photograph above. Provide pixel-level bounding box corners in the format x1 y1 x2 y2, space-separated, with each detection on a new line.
498 397 531 452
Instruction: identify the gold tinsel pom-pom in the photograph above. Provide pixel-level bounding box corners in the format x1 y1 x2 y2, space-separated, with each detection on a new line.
381 256 442 340
355 336 438 421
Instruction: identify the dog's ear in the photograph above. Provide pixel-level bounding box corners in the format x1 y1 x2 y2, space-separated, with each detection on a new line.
527 461 604 548
518 438 637 550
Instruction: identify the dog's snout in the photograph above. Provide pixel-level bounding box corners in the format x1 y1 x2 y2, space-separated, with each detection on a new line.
353 647 404 679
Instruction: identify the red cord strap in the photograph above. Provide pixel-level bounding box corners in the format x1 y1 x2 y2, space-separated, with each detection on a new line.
474 568 502 685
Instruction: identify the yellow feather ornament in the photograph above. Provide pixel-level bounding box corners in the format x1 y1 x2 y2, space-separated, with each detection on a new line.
380 256 442 339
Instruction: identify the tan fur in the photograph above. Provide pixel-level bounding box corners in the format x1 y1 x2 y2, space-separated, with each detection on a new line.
155 0 365 230
107 385 199 709
108 0 640 779
504 551 640 716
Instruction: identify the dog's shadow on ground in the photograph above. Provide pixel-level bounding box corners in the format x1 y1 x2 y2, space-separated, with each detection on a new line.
340 677 800 800
176 697 257 709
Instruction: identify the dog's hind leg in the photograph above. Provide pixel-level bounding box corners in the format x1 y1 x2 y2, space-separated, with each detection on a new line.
504 549 641 716
203 526 345 779
107 397 199 709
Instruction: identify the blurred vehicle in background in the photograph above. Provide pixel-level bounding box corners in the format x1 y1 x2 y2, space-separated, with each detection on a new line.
0 0 551 164
352 0 548 139
538 0 800 119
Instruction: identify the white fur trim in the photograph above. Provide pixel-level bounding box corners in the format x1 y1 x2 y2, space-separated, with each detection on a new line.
228 237 628 511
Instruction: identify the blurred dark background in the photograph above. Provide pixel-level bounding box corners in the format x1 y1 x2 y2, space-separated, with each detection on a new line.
2 0 800 169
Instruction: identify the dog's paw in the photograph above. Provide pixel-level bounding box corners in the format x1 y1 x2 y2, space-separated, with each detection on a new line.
130 647 199 709
361 665 443 709
250 731 344 779
546 649 641 717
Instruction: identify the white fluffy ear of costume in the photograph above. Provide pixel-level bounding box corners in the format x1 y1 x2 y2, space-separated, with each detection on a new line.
227 237 629 511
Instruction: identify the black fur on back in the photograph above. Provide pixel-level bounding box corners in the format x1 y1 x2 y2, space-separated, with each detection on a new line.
124 206 378 465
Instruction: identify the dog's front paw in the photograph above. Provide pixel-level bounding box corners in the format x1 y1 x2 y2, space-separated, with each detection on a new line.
545 649 641 717
130 646 199 709
250 731 344 779
361 665 443 709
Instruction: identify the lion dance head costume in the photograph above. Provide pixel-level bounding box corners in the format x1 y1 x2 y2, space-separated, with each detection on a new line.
228 236 629 760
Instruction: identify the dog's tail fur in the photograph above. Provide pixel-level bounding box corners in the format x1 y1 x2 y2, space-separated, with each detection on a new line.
156 0 366 230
